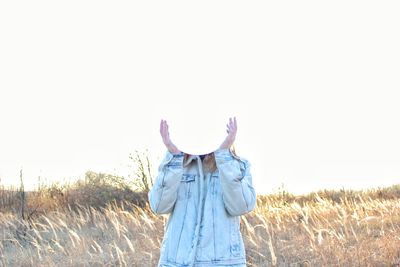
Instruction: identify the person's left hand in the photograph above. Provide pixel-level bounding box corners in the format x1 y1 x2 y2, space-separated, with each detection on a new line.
219 117 237 150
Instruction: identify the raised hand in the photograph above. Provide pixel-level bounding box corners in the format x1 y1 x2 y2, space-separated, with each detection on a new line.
219 117 237 150
160 119 181 154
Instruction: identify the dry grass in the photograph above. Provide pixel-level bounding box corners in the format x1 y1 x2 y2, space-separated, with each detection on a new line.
1 185 400 267
244 193 400 266
0 201 163 266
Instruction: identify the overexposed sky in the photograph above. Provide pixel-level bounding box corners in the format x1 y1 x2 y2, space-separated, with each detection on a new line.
1 1 399 195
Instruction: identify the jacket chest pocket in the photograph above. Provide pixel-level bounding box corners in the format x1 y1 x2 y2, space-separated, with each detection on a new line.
177 174 196 200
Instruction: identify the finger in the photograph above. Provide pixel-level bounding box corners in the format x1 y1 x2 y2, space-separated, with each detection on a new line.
165 121 171 139
229 119 234 129
162 121 167 137
226 124 231 133
227 123 235 136
229 117 235 129
160 120 165 135
165 123 170 138
230 117 236 130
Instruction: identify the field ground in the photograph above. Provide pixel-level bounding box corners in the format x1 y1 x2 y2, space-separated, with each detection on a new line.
1 175 400 266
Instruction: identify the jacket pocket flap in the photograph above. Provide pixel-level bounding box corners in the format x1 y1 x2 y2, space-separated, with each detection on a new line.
181 174 196 182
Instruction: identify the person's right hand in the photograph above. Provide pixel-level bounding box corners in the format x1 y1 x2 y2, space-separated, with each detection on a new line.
160 119 181 154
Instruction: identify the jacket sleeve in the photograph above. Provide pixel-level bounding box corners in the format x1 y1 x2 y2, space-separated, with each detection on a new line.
214 148 257 216
148 150 184 214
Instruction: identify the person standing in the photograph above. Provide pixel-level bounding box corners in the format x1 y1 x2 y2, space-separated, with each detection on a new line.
148 117 256 267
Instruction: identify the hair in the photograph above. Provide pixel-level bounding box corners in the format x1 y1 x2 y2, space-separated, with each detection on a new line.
203 153 217 173
183 152 216 172
183 145 237 173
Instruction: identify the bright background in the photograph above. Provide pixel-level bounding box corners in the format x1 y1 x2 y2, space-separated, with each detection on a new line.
1 1 399 195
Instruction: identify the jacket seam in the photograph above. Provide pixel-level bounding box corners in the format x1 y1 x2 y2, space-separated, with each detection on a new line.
212 177 216 261
155 167 167 213
174 183 190 262
240 179 249 213
239 162 249 213
154 151 175 213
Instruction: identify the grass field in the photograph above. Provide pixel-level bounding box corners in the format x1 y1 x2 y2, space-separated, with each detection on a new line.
1 172 400 266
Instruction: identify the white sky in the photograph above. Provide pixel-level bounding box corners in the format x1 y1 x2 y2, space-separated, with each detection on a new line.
1 1 399 195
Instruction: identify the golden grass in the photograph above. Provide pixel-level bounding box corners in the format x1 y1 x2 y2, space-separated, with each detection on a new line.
1 191 400 266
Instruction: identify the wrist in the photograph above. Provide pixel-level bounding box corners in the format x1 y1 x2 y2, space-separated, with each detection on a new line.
168 146 181 155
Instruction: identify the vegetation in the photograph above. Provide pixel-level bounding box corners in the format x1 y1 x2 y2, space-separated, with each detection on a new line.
1 152 400 266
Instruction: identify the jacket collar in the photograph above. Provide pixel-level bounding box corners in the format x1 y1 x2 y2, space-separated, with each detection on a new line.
183 148 241 167
183 154 199 167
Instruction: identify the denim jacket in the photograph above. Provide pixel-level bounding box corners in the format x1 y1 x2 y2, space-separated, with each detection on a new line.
148 148 257 267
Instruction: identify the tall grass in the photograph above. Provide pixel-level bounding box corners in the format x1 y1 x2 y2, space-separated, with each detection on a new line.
1 160 400 266
1 181 400 266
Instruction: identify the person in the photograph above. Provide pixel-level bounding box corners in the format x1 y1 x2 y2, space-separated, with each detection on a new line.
148 117 257 267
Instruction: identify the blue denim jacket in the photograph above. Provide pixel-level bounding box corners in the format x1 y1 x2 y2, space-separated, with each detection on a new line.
148 148 257 267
